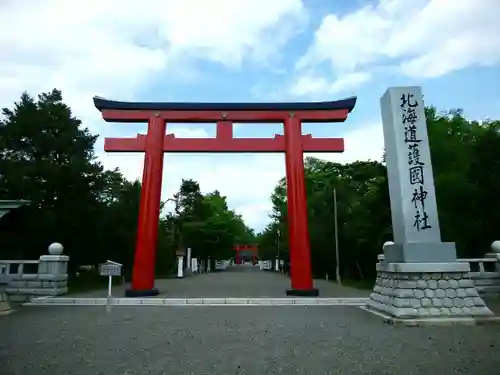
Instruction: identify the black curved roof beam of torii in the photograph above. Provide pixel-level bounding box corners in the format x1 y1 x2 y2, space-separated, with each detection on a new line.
93 96 357 123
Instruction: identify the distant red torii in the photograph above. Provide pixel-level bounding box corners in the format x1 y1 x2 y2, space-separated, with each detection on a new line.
232 244 258 264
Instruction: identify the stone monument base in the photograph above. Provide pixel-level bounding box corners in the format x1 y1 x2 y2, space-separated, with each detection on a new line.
384 242 457 263
367 262 493 320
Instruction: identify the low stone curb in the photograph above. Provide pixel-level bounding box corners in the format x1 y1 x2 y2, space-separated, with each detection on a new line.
24 297 369 307
361 306 500 326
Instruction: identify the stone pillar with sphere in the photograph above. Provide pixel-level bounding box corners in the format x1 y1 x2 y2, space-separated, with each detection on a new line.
488 241 500 273
4 242 69 302
37 242 69 295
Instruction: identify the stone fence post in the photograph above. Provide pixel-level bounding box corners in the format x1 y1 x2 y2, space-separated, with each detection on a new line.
37 242 69 295
488 241 500 273
38 242 69 275
5 242 69 301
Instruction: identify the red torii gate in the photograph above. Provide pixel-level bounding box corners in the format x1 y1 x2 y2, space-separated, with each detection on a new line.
94 97 356 297
233 244 258 264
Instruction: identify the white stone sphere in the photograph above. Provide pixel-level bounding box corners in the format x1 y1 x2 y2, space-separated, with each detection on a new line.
48 242 64 255
383 241 394 250
491 241 500 253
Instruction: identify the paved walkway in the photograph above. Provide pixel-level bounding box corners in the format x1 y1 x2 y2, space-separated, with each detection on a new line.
73 264 369 298
2 303 500 374
2 265 500 374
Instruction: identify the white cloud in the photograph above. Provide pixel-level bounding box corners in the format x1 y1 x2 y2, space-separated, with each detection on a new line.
311 122 384 164
0 0 306 127
291 0 500 97
0 0 306 231
0 1 425 231
289 72 370 97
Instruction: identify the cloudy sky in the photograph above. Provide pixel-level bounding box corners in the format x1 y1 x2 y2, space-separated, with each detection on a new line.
1 0 499 231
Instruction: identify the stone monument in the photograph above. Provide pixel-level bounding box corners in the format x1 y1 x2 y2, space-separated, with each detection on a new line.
367 86 493 320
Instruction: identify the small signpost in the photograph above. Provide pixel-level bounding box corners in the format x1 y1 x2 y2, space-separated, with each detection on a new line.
99 260 123 312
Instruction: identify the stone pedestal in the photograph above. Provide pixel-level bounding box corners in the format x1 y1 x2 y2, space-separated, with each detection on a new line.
38 255 69 275
384 242 456 263
367 262 493 319
5 243 69 301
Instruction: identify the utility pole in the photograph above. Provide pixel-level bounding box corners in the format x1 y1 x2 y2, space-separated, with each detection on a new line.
166 196 182 272
277 229 280 259
277 229 281 273
333 188 341 285
166 197 179 245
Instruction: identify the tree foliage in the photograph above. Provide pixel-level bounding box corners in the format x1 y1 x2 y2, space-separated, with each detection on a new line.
0 89 255 280
257 107 500 281
174 180 255 264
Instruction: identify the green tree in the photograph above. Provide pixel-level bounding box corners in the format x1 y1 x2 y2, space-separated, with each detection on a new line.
173 179 255 265
0 89 257 286
0 90 105 268
260 107 500 283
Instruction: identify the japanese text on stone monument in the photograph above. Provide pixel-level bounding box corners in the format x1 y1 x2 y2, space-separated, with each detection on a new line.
401 93 431 232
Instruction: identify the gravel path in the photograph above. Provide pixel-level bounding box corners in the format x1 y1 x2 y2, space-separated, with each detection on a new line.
74 264 369 298
1 304 499 375
4 265 497 374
